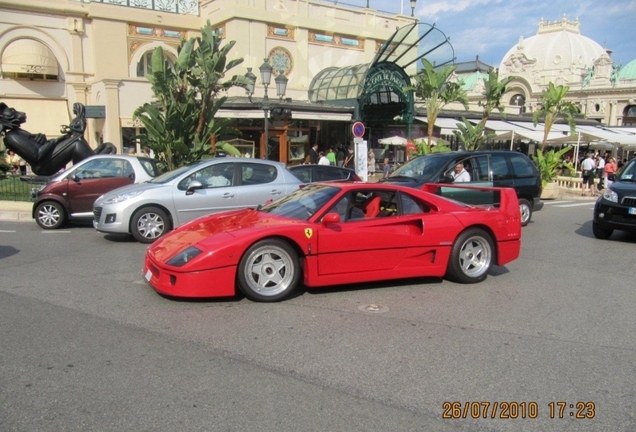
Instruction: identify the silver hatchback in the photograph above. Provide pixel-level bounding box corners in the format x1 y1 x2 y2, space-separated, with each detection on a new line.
93 158 302 243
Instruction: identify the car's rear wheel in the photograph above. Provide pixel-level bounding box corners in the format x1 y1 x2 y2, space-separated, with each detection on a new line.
237 239 300 302
35 201 66 229
592 221 613 239
519 198 532 226
131 206 171 243
446 228 494 284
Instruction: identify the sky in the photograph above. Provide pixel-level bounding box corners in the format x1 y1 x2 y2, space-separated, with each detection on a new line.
321 0 636 68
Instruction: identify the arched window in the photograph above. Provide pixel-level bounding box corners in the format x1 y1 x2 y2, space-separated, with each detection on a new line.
623 105 636 126
510 94 526 113
136 50 175 78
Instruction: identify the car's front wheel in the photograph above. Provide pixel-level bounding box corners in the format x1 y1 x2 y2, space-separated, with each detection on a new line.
35 201 66 229
446 228 494 284
592 221 613 239
131 206 171 243
237 239 300 302
519 198 532 226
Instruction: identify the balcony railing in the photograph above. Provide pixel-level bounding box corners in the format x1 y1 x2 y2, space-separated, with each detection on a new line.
71 0 199 16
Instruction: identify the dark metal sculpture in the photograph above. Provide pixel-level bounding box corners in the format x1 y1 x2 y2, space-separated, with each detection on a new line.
0 102 116 176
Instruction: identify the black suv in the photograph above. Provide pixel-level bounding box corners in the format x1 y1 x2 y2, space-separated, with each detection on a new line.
380 150 543 226
593 158 636 239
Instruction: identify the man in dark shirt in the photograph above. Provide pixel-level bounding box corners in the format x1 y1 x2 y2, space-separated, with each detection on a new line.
310 144 319 164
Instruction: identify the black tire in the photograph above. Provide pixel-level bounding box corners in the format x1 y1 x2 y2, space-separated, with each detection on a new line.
35 201 66 230
445 228 494 284
131 206 171 243
519 198 532 227
237 239 300 302
592 222 613 240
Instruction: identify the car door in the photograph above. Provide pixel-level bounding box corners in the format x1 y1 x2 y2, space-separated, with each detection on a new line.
171 161 239 226
315 189 411 276
67 158 134 215
440 155 495 205
236 162 291 207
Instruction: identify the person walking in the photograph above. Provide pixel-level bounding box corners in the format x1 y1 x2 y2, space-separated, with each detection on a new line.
596 153 605 190
309 143 319 164
382 157 391 178
326 147 336 166
580 152 597 196
367 149 376 177
344 147 354 169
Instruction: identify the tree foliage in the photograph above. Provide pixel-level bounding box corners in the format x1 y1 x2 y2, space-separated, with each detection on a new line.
406 59 468 148
533 82 579 152
133 20 251 171
452 118 495 151
532 146 573 187
476 69 514 130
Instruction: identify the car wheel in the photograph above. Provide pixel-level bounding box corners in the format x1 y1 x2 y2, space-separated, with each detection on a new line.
592 222 613 240
237 239 300 302
131 206 171 243
35 201 66 230
446 228 494 284
519 198 532 226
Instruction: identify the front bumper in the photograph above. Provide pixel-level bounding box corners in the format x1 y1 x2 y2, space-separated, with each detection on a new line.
143 254 237 298
93 205 131 234
593 201 636 233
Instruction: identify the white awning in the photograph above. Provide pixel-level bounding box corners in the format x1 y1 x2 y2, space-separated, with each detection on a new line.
3 99 69 138
1 39 58 75
215 109 265 119
291 111 351 121
414 116 463 134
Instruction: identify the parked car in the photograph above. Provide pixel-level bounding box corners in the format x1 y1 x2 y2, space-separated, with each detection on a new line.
288 164 361 183
143 182 521 302
93 158 303 243
593 158 636 239
32 154 158 229
379 150 543 226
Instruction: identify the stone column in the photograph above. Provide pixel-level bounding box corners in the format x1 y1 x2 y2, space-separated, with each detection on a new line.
102 79 123 152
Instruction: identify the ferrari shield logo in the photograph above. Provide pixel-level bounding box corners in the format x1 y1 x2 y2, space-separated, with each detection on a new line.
304 228 313 239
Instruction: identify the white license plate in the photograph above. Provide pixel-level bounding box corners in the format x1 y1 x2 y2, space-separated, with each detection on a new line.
144 269 153 282
629 207 636 215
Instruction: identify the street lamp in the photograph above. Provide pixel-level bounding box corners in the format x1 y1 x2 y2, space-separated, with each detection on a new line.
246 59 288 159
410 0 416 17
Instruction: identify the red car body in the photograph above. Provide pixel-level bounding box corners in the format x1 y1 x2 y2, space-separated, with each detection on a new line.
143 182 521 301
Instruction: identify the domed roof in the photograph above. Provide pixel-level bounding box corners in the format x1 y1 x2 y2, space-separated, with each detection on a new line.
499 16 606 77
619 59 636 80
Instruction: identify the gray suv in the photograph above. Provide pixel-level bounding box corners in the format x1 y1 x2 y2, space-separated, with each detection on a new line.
380 150 543 226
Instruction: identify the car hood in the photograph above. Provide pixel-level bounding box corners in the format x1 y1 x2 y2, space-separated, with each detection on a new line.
149 208 304 262
610 181 636 197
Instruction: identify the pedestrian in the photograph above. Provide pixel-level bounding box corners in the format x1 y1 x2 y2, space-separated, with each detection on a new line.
367 149 376 176
604 156 618 188
596 154 605 190
5 149 20 176
318 151 330 166
326 147 336 166
344 147 355 169
142 146 155 158
128 146 137 155
580 152 597 196
382 157 391 178
336 143 345 167
310 143 319 164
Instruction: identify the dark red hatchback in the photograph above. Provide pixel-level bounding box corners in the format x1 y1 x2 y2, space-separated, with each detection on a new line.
32 154 158 229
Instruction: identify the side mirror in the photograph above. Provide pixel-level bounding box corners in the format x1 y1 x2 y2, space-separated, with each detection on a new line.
439 174 454 184
185 180 203 195
322 212 341 224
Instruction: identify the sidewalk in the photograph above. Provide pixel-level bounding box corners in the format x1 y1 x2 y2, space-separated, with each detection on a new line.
0 200 33 222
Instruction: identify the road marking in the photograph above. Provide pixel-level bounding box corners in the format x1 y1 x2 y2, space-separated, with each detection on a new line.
542 200 573 205
0 230 17 233
554 202 596 208
41 231 72 234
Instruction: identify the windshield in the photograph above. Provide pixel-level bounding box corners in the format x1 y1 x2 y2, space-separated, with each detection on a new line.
391 154 449 181
618 160 636 182
261 184 340 221
148 160 208 184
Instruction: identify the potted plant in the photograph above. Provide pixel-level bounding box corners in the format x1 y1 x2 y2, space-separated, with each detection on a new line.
532 146 572 199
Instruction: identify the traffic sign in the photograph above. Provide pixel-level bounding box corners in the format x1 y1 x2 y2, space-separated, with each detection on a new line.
352 122 365 138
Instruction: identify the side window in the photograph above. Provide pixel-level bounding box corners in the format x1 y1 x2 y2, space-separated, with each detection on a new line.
456 155 489 182
122 160 134 179
75 159 118 179
316 167 345 181
491 154 512 180
336 190 399 221
241 163 277 185
178 162 234 190
400 192 429 214
509 154 535 178
291 168 311 183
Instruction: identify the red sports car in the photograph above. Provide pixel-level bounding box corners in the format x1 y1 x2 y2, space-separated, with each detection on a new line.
143 182 521 302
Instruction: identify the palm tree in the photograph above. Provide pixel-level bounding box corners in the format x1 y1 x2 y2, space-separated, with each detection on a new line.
134 20 251 171
453 118 494 151
476 68 514 131
533 82 579 152
406 59 468 148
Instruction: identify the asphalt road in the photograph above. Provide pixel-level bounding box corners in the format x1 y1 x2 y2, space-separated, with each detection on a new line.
1 200 635 432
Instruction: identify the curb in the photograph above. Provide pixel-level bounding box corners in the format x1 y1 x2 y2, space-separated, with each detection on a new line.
0 201 33 222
